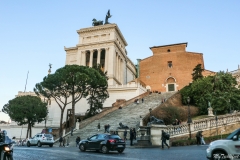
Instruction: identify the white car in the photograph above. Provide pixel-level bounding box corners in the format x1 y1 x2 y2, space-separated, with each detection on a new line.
206 128 240 160
27 133 54 147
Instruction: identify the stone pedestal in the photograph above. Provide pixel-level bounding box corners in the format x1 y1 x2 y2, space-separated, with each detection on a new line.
150 124 169 146
208 107 214 116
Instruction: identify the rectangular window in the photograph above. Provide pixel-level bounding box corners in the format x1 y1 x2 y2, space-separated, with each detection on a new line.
168 84 175 91
168 61 172 68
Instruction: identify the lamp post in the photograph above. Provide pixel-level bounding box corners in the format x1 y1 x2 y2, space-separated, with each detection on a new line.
187 97 192 139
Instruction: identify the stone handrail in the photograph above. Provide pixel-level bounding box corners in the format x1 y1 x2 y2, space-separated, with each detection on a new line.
78 91 149 129
165 112 240 137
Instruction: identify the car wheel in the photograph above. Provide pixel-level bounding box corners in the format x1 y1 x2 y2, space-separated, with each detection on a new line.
212 150 228 160
79 144 86 151
37 141 42 147
27 142 30 147
49 144 53 147
118 149 124 153
101 145 109 154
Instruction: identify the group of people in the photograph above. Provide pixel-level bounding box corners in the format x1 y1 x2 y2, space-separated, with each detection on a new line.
196 130 205 145
104 124 111 133
123 128 136 146
134 98 144 104
59 136 69 147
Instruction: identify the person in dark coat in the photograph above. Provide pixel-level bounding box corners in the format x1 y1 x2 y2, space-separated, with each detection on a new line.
130 128 134 146
76 136 81 147
123 129 127 141
97 123 100 132
133 128 136 140
161 130 170 149
196 131 203 145
59 136 63 147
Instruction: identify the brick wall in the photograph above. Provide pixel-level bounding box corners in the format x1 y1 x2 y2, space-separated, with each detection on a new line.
139 43 212 92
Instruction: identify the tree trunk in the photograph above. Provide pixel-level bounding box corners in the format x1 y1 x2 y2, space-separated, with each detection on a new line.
59 109 64 137
72 94 75 128
30 124 32 138
26 123 30 139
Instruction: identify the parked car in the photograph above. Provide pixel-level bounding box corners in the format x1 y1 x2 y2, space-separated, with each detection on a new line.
79 133 125 154
27 133 54 147
206 128 240 160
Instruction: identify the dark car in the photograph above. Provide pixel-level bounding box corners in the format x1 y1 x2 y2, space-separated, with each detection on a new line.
79 133 125 154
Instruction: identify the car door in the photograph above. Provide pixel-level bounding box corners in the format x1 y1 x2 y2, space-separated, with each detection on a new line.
95 134 106 149
31 135 37 145
227 131 240 158
87 135 98 149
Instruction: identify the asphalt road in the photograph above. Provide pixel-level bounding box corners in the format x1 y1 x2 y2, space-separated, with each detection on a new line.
13 145 209 160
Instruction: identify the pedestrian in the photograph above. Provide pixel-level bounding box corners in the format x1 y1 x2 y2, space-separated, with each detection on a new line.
104 124 107 133
133 128 136 140
107 124 110 133
201 135 206 145
59 136 63 147
142 98 144 103
97 123 100 132
130 128 134 146
123 129 127 141
62 137 66 147
71 127 74 136
137 99 139 105
161 130 170 149
196 131 203 145
76 136 81 147
66 136 70 147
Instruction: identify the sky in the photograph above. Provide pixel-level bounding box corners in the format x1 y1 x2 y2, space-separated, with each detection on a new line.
1 1 240 121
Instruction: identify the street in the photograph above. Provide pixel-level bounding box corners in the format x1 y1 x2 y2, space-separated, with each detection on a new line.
13 145 208 160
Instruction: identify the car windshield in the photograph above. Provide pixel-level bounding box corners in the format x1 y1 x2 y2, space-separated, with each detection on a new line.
45 134 53 138
226 128 239 139
108 135 121 139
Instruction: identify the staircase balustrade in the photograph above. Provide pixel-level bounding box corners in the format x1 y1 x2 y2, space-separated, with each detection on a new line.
164 112 240 138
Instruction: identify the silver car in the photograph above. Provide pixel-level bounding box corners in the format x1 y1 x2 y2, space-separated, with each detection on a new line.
27 133 54 147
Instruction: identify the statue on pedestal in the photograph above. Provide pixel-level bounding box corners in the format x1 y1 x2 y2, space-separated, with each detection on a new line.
208 102 214 116
147 116 165 126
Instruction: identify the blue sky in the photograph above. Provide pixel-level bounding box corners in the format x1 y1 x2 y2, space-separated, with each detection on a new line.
1 1 240 121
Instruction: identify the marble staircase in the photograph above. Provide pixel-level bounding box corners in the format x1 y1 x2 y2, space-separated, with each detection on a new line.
66 91 177 147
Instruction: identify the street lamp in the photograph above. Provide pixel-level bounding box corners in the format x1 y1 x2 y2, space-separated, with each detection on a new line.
187 97 192 139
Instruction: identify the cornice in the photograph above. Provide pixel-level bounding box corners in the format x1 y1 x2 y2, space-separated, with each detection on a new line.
64 46 78 51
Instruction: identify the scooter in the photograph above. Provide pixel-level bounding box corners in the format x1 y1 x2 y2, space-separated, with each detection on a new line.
0 130 14 160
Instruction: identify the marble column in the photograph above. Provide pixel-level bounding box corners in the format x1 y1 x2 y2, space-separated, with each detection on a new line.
104 48 108 72
97 49 101 65
89 50 93 67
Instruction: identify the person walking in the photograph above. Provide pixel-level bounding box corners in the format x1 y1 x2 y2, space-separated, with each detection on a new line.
62 137 66 147
104 124 107 133
76 136 81 147
107 124 110 133
123 129 127 141
66 136 70 147
98 123 100 132
130 128 134 146
196 131 203 145
142 98 144 103
59 136 63 147
133 128 136 140
161 130 170 149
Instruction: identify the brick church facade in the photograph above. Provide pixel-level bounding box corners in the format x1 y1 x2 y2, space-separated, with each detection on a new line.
139 42 214 92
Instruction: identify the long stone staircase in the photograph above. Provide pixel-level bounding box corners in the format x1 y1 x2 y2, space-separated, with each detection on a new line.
66 92 177 147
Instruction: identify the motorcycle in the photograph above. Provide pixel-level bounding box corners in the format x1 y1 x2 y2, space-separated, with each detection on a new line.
0 130 14 160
